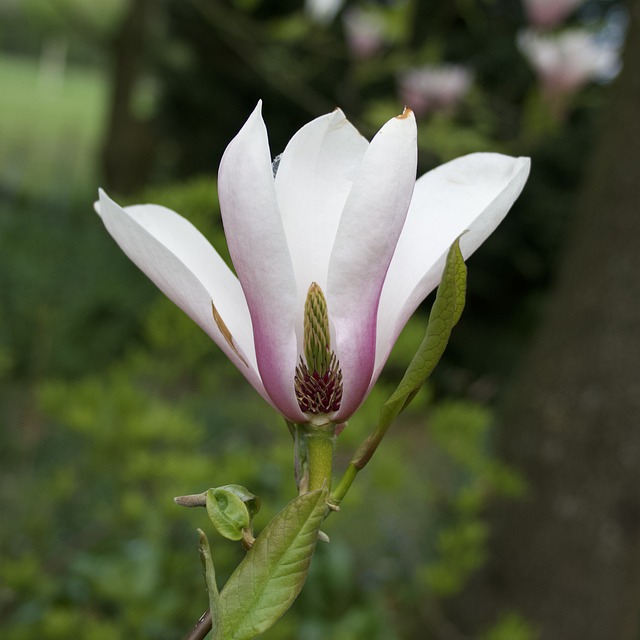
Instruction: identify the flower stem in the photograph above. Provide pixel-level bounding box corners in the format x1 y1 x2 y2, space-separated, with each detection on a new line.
302 424 335 492
330 462 357 504
330 420 391 505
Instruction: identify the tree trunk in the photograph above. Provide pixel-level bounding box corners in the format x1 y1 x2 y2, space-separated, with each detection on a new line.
456 3 640 638
101 0 156 195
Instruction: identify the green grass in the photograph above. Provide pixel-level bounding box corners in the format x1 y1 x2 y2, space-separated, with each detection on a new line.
0 53 107 197
0 53 152 380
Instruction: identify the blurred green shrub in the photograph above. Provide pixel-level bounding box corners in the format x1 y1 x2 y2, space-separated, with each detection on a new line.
0 176 530 638
481 612 538 640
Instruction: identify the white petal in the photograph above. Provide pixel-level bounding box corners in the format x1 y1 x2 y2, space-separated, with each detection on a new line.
218 102 304 422
372 153 531 385
95 190 271 404
327 109 418 420
275 108 368 305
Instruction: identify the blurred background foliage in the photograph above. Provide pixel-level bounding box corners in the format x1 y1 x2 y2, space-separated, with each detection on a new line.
0 0 629 638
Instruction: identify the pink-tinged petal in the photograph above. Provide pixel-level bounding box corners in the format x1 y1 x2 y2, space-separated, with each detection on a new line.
327 109 418 421
95 190 273 406
371 153 531 387
218 102 305 422
275 109 368 305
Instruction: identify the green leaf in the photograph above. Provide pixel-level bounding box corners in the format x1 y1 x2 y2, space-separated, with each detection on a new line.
380 238 467 429
206 487 251 541
220 488 328 640
219 484 262 520
198 529 222 640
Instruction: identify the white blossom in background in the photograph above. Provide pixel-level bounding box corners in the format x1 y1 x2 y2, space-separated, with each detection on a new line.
518 29 620 98
522 0 584 29
304 0 344 24
96 103 529 426
343 7 386 59
398 65 474 117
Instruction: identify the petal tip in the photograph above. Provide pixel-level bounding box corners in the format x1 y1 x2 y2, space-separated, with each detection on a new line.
248 100 264 124
98 188 114 206
384 106 416 140
395 106 414 120
94 188 107 215
330 106 347 123
519 156 532 173
95 188 114 216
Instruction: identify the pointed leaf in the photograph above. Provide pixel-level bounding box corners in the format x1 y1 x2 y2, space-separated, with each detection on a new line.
380 238 467 429
450 237 467 327
220 484 262 520
206 488 251 542
198 529 222 640
220 489 328 640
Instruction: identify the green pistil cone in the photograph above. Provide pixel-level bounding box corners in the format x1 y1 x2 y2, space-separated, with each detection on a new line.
295 283 343 415
304 283 331 375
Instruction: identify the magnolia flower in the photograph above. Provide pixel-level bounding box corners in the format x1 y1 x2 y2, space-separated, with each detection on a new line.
518 29 620 97
522 0 584 29
397 64 474 117
96 103 529 426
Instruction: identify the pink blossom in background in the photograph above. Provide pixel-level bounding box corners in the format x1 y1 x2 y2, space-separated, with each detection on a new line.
398 65 474 117
518 29 620 98
522 0 584 29
343 7 386 59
